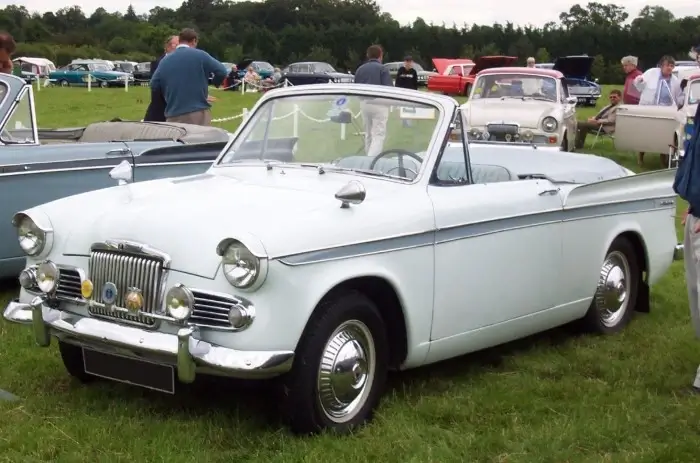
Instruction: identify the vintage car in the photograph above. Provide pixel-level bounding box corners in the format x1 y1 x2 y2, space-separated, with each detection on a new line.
461 67 578 151
553 55 601 107
235 59 275 80
427 56 517 96
281 61 354 86
132 62 151 82
113 60 137 74
48 60 133 88
3 83 682 435
614 68 699 168
383 61 437 87
0 74 231 279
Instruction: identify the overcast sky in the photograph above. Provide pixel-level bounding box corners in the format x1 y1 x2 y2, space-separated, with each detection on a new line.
7 0 700 27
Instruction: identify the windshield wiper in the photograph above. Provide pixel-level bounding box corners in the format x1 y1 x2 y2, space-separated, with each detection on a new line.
323 165 411 181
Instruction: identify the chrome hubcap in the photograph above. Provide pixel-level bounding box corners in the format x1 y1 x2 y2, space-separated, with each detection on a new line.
595 250 630 327
317 320 375 423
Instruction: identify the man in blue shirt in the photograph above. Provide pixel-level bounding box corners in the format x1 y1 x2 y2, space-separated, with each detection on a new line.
150 28 227 126
674 86 700 392
354 44 393 156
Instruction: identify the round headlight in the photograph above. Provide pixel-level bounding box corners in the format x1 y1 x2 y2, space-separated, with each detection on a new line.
220 241 261 289
36 261 59 294
17 216 46 256
165 284 194 321
542 117 558 133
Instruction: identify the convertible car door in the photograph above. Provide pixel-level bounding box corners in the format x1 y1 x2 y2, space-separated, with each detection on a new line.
426 145 564 344
614 104 681 154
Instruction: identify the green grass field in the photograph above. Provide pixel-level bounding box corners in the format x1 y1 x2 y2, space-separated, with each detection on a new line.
0 85 695 462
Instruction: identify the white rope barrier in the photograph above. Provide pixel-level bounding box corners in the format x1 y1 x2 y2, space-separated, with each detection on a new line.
211 104 363 141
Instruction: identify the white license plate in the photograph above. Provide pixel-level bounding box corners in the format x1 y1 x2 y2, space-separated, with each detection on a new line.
577 97 587 103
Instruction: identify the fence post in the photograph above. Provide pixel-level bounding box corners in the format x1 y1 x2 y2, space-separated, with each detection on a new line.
125 77 129 92
242 108 249 121
293 104 299 138
241 80 245 94
36 77 40 92
87 74 92 92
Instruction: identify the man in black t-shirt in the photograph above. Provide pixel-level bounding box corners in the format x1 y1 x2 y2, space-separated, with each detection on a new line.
395 55 418 90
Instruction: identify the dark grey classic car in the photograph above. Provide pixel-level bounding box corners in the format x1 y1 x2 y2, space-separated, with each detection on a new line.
281 62 354 86
383 61 437 87
0 73 231 279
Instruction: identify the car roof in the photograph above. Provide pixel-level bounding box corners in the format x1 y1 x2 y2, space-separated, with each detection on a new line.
476 67 563 78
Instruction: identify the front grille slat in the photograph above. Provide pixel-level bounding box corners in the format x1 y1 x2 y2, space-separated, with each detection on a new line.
87 249 165 328
56 268 83 301
190 289 239 329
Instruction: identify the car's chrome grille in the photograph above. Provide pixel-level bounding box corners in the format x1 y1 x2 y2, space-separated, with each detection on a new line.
190 290 235 329
87 250 164 327
56 267 83 301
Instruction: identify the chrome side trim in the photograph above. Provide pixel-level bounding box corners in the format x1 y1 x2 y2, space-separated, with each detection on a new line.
0 160 213 178
277 196 676 266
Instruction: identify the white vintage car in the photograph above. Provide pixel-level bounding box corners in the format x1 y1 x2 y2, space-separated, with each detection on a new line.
462 67 578 151
615 68 698 167
3 83 683 435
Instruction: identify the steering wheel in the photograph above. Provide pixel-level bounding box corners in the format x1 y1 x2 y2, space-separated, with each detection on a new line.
368 149 423 178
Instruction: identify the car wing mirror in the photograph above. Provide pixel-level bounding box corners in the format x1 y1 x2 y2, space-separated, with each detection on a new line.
566 96 578 105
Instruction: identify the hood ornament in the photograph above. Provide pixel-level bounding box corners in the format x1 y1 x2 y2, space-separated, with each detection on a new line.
335 180 366 209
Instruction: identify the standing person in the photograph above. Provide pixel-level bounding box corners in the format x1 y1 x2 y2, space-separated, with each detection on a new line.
672 87 700 393
149 28 227 126
621 56 642 105
526 57 536 68
354 44 393 156
144 35 179 122
0 32 16 74
633 55 683 166
394 56 418 90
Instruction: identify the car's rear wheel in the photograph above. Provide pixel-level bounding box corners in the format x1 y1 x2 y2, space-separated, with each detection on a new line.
59 79 68 87
280 291 389 435
99 80 108 88
581 236 640 334
58 341 96 383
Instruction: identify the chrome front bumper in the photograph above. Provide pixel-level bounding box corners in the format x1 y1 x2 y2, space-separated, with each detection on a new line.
3 297 294 383
675 243 684 261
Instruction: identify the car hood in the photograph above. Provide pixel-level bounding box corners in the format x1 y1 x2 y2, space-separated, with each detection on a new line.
464 99 557 129
471 56 518 75
58 167 431 278
554 56 594 79
432 58 474 74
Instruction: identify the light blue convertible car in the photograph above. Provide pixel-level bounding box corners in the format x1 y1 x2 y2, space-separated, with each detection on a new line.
0 73 231 278
48 60 133 88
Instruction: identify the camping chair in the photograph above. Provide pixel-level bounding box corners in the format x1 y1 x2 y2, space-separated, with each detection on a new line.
591 124 614 148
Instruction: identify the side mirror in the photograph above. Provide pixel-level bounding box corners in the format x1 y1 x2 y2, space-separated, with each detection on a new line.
566 96 578 105
109 160 133 185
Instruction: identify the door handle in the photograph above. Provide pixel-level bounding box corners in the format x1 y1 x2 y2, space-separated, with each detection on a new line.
538 188 560 196
106 148 130 156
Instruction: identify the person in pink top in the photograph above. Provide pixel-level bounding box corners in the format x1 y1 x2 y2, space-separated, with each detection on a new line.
621 56 644 164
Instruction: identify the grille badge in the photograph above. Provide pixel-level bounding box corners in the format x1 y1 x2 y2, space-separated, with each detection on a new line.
101 282 118 307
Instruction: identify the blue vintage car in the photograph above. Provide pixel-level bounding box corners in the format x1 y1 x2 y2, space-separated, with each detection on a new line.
553 55 601 107
48 60 134 88
0 73 232 278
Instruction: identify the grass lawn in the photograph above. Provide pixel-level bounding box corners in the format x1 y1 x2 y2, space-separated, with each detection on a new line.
0 85 696 462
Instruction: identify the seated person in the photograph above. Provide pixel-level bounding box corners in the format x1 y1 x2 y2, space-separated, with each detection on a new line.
243 67 260 88
574 89 621 149
223 64 241 91
261 67 283 90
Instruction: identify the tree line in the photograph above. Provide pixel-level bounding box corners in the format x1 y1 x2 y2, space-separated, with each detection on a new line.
2 0 698 84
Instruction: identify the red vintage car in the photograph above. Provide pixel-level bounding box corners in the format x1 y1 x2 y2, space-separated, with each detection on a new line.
427 56 518 96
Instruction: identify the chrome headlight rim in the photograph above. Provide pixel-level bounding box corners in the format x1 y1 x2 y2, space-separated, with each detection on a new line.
12 212 54 257
165 284 194 321
36 260 59 294
216 238 268 291
542 116 558 133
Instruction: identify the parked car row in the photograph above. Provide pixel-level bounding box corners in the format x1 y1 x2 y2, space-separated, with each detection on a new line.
1 73 683 436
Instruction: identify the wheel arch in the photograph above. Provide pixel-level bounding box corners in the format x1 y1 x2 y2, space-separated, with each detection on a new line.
611 230 650 313
302 275 408 370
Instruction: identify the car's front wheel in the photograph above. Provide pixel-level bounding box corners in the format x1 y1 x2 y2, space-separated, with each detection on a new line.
58 341 96 383
581 236 640 334
280 291 389 435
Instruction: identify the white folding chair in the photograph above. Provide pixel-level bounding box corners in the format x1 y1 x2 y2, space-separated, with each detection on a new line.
591 124 613 148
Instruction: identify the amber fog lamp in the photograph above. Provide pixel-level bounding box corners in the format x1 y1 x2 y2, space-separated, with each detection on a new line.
81 279 94 299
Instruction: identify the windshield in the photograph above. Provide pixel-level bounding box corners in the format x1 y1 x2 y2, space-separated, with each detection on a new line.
1 88 36 145
689 80 700 105
90 63 110 71
255 61 274 72
313 63 335 73
218 93 442 181
472 74 558 102
118 62 134 72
